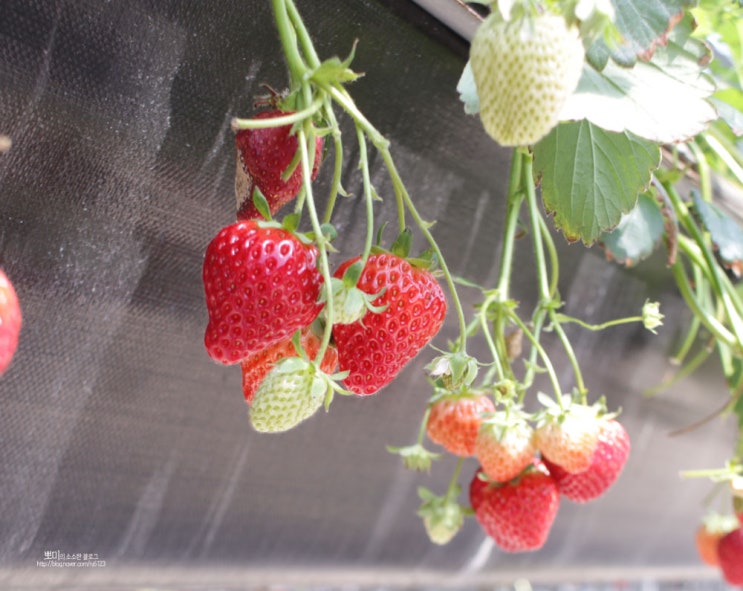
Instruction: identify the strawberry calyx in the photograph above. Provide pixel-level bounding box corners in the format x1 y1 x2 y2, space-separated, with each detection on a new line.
475 459 547 488
426 351 479 391
417 486 470 545
386 444 442 472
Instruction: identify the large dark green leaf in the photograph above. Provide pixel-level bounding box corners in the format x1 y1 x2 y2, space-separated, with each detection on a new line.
533 121 661 244
600 191 664 266
587 0 696 69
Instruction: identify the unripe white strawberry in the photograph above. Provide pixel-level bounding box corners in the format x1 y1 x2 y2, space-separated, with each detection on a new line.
249 357 327 433
469 11 585 146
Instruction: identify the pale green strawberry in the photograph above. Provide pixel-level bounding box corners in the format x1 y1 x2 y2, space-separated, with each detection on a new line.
469 10 585 146
249 357 328 433
475 410 536 483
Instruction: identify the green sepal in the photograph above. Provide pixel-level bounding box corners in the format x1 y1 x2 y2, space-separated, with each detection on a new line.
309 40 363 86
342 260 364 287
386 443 441 472
390 228 413 259
281 212 301 234
252 187 272 221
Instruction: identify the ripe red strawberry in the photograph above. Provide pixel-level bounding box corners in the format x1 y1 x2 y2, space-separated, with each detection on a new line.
695 515 739 567
469 463 559 552
0 269 21 376
718 527 743 585
241 328 338 405
203 220 324 364
425 392 495 457
475 411 536 483
331 254 447 395
535 402 601 474
542 418 630 503
235 110 323 220
249 357 330 433
469 11 585 146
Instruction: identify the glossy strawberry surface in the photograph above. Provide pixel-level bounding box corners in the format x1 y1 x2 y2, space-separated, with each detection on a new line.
426 393 495 457
469 463 559 552
203 221 323 364
718 527 743 585
236 110 323 220
0 269 21 376
331 254 447 395
542 419 630 503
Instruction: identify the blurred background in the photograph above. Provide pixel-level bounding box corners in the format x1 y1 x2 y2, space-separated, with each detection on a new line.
0 0 738 588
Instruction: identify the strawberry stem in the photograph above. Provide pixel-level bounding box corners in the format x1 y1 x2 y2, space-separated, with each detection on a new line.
355 124 377 272
271 0 307 88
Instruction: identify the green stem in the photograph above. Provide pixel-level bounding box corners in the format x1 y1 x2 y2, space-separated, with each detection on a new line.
522 150 551 303
271 0 307 86
550 310 587 398
504 308 564 403
444 457 465 503
479 294 506 382
700 132 743 186
356 125 376 269
555 313 644 332
284 0 321 68
298 126 334 363
231 98 322 129
688 140 713 203
495 152 524 298
670 257 737 349
643 345 711 397
322 101 345 224
539 214 560 299
417 406 432 445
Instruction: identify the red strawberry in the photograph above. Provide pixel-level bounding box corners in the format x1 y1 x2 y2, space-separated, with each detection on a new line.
694 515 739 567
469 463 560 552
241 328 338 405
718 527 743 585
331 253 447 395
426 392 495 457
0 269 21 376
542 418 630 503
535 402 601 474
203 221 324 364
475 411 536 484
235 110 323 220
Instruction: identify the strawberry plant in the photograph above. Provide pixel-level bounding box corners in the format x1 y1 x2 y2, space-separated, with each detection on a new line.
202 0 743 557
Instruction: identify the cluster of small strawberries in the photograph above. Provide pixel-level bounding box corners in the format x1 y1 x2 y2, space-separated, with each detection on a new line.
695 494 743 585
0 268 21 379
423 394 630 550
202 109 447 432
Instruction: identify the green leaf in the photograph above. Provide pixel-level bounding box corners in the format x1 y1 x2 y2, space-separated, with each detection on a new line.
456 61 480 115
711 94 743 136
601 191 664 266
692 190 743 276
563 18 717 143
533 121 661 244
586 0 696 69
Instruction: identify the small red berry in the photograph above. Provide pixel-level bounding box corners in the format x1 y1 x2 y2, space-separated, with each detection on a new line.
0 269 21 376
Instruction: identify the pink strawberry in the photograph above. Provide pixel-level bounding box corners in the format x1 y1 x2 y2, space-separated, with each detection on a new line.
0 269 21 376
469 463 560 552
203 220 324 364
475 410 536 483
542 418 630 503
718 527 743 585
425 392 496 457
241 328 338 405
331 253 447 395
535 402 601 474
235 110 323 220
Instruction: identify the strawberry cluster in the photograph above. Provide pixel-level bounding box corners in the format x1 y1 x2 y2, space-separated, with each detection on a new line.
421 395 630 551
202 108 447 433
695 498 743 585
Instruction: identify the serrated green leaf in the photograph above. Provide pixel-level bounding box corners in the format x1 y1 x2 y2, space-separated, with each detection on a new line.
692 191 743 275
457 61 480 115
563 18 717 143
601 191 664 266
533 121 661 244
587 0 695 69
